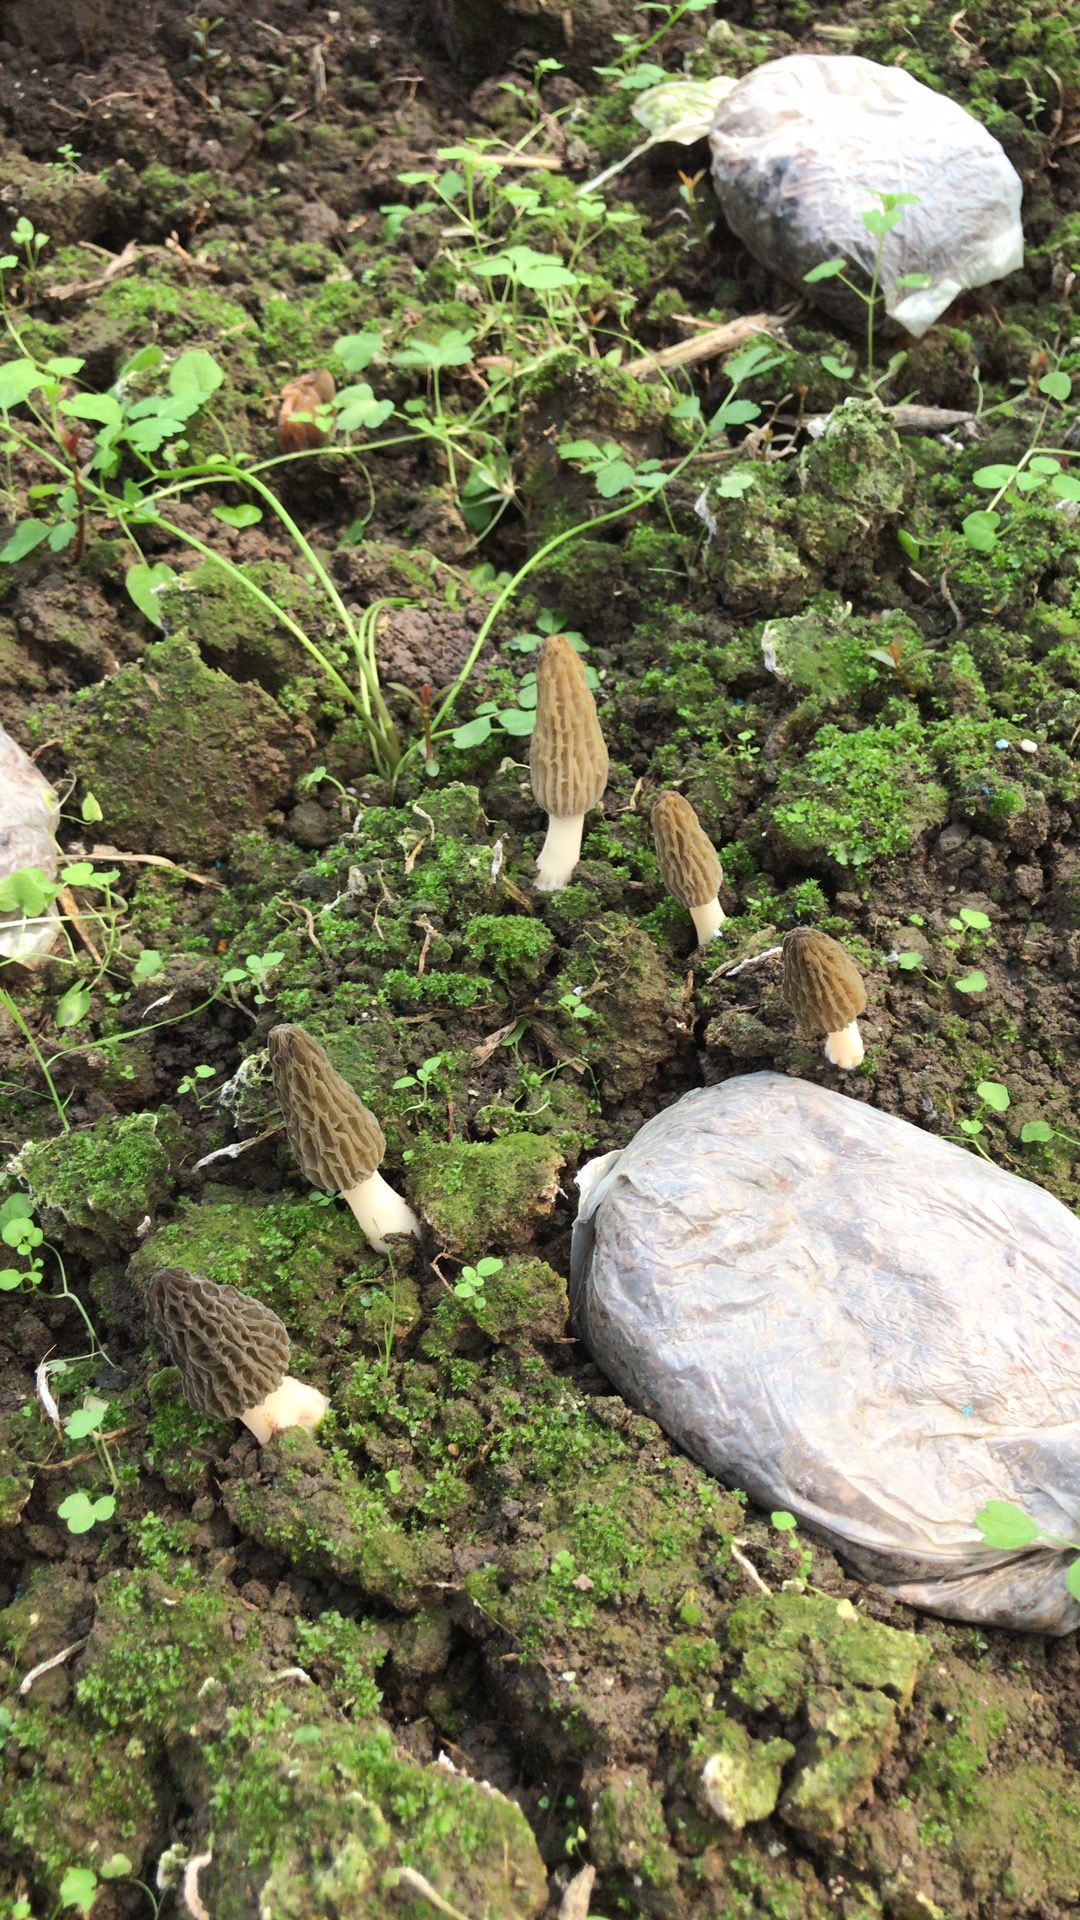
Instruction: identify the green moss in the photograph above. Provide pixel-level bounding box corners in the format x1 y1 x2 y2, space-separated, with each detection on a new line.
793 398 911 564
206 1701 546 1920
690 1714 794 1832
726 1592 923 1719
260 280 381 369
224 1429 452 1611
160 558 334 701
769 714 948 872
408 1134 563 1256
10 1109 179 1256
590 1768 680 1900
462 913 554 982
129 1188 380 1355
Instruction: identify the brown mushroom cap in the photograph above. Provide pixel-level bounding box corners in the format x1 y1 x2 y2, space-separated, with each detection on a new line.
782 929 867 1035
529 633 608 818
277 370 336 452
147 1267 289 1422
269 1024 384 1191
652 791 722 909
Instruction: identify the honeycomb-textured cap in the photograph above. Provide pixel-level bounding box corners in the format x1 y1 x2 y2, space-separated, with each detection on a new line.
277 369 335 453
529 634 608 818
269 1024 384 1191
146 1267 288 1421
652 791 722 909
782 928 867 1034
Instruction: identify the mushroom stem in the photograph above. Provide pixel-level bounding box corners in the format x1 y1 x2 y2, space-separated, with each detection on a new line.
690 898 726 945
535 813 585 891
824 1020 864 1070
342 1169 421 1254
241 1375 329 1445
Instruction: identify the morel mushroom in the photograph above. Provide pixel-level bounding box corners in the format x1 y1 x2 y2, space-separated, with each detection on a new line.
269 1024 420 1253
782 928 868 1070
529 633 608 891
652 790 725 944
146 1266 328 1445
277 369 336 453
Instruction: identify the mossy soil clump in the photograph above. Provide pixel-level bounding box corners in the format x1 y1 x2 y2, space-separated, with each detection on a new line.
2 3 1080 1919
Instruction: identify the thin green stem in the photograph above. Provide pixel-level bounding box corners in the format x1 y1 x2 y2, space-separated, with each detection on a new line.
0 986 69 1129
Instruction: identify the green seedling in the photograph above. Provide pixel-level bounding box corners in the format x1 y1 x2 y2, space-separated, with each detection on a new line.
57 1489 116 1535
0 1196 109 1356
961 366 1078 553
177 1062 217 1101
955 1080 1010 1159
804 192 929 386
770 1509 814 1592
222 949 285 1006
454 1256 502 1306
1019 1116 1080 1153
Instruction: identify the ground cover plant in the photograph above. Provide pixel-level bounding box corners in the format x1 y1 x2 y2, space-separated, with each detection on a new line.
1 3 1079 1918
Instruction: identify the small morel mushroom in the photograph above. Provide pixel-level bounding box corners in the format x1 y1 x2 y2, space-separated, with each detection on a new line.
529 632 608 891
146 1266 328 1445
652 790 725 944
782 928 868 1070
269 1024 421 1253
277 369 336 453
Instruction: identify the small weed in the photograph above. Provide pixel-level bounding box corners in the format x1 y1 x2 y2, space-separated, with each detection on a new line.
454 1256 503 1307
805 191 928 387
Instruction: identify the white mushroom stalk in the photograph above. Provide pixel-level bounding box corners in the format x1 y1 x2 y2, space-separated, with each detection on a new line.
241 1376 329 1445
342 1170 422 1255
690 897 726 944
824 1020 865 1071
535 813 587 893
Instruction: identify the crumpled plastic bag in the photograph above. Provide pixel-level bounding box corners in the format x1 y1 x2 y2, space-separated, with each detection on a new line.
708 54 1023 336
570 1073 1080 1634
0 723 61 960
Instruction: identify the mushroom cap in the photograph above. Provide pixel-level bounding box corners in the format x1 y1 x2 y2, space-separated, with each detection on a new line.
146 1266 288 1422
277 370 336 452
269 1023 385 1191
782 928 867 1035
652 791 722 909
529 633 608 818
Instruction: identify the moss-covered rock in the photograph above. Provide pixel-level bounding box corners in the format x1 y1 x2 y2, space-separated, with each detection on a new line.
768 714 949 874
159 558 332 699
8 1109 180 1256
793 399 911 568
697 466 819 616
409 1134 563 1256
223 1428 452 1611
590 1768 681 1917
694 1715 794 1832
207 1703 547 1920
60 634 314 862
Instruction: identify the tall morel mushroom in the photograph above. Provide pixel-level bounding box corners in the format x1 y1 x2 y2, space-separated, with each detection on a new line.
147 1266 328 1445
277 369 336 453
529 632 608 891
269 1024 421 1254
652 790 725 944
782 928 868 1070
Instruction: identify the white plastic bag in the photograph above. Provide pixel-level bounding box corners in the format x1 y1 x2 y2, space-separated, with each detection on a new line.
0 723 61 960
708 53 1023 335
571 1073 1080 1634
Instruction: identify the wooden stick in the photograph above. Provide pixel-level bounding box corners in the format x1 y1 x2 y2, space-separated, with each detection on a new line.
624 312 789 378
